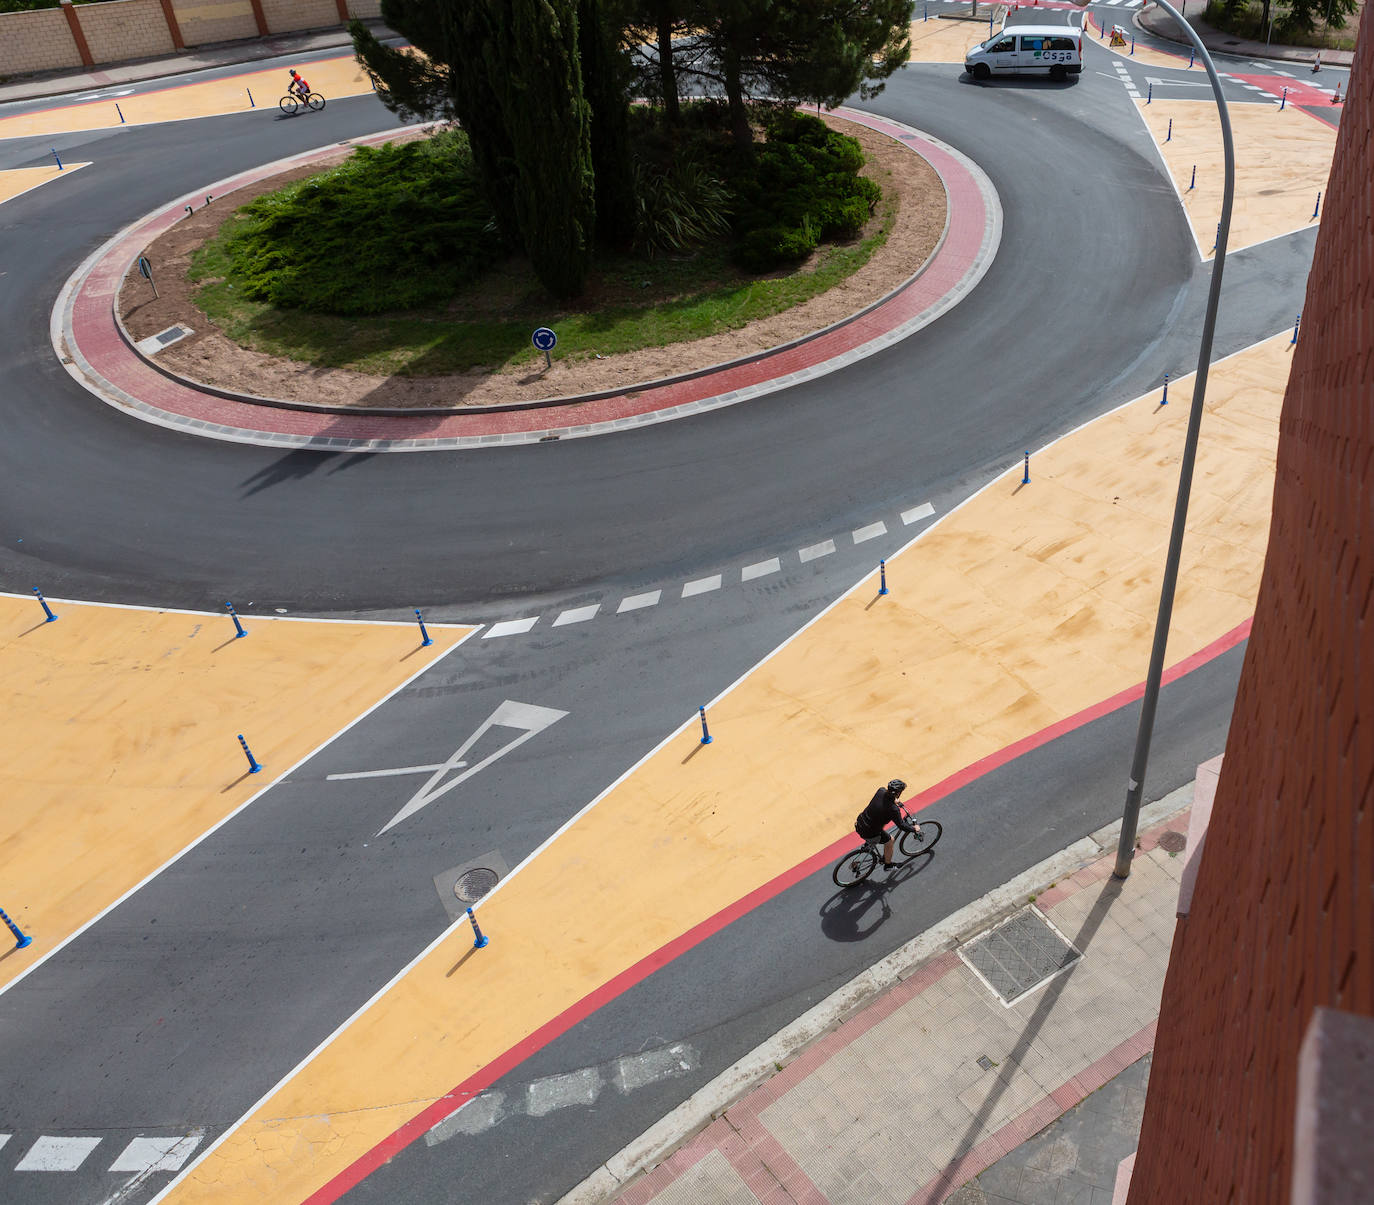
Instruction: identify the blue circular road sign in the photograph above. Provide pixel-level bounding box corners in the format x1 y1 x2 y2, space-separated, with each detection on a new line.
532 327 558 351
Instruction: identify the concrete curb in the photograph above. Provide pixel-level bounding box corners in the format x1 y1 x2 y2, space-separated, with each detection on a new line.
1135 2 1355 66
556 783 1196 1205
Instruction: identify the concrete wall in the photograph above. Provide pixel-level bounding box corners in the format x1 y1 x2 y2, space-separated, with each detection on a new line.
259 0 337 34
0 8 83 77
0 0 386 78
80 0 175 65
168 0 258 48
1126 11 1374 1204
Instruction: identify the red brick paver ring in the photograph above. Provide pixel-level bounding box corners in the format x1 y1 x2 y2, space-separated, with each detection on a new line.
55 112 1002 452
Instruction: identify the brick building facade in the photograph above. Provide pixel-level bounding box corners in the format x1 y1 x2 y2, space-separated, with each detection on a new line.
1126 12 1373 1203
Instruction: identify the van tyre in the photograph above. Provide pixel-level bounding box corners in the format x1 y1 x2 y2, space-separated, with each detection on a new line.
972 63 990 80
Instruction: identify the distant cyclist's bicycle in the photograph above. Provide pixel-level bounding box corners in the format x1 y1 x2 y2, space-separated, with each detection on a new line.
831 807 943 888
279 91 326 116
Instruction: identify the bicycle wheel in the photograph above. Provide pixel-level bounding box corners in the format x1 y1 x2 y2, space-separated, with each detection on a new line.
900 819 943 858
279 95 300 116
832 845 879 888
307 93 326 111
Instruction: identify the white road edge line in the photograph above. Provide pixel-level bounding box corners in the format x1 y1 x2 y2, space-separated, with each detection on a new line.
153 330 1287 1201
0 625 478 1003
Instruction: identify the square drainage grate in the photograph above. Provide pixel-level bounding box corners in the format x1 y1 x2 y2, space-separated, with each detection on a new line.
959 907 1081 1007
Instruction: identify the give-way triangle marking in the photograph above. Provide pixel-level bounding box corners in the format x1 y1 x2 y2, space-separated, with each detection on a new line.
327 700 568 835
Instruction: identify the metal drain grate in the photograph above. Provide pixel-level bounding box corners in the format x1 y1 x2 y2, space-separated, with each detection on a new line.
453 867 499 904
156 325 189 345
960 907 1080 1006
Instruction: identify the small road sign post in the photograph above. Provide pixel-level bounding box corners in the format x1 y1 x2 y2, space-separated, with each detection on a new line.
532 326 557 371
138 255 157 299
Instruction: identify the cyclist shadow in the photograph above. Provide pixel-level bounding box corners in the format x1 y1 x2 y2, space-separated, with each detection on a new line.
818 852 934 943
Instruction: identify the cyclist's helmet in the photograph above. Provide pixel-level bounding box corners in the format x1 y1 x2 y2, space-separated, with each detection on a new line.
887 778 907 795
290 68 300 78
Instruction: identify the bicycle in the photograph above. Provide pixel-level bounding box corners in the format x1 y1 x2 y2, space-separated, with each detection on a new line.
279 90 326 116
831 808 943 888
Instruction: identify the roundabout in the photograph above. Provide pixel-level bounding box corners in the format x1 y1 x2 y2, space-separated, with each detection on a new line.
0 11 1349 1203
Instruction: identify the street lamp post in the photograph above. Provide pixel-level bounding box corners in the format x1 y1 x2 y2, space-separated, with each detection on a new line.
1114 0 1236 879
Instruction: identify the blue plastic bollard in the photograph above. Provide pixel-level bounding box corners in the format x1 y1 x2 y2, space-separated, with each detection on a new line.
51 147 63 171
237 734 262 774
0 907 32 950
1161 373 1169 405
1291 313 1301 344
923 1 928 18
1166 118 1172 142
1188 48 1195 67
115 102 125 124
1022 451 1031 485
415 608 433 647
467 907 489 949
699 705 713 745
32 587 57 623
1130 34 1135 55
247 87 255 108
1146 82 1152 103
1312 191 1321 220
1279 87 1287 110
1189 164 1196 190
226 602 246 638
879 560 889 596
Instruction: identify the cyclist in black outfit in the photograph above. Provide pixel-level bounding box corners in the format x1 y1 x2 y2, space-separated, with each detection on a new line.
855 778 920 870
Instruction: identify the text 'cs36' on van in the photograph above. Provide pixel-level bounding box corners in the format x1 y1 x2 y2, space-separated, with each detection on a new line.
965 24 1084 82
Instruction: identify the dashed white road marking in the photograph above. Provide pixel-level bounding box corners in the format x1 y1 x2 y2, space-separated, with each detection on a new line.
483 616 539 638
108 1134 203 1174
852 522 886 544
617 590 661 613
15 1135 101 1171
613 1042 699 1092
799 539 836 563
0 1135 8 1154
901 502 936 525
682 575 722 598
552 603 600 626
741 557 781 581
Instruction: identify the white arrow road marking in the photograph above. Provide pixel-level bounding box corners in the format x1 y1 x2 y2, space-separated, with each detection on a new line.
1145 77 1214 87
374 700 568 834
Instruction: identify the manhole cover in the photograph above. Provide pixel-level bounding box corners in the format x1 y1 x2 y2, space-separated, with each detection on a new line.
961 908 1080 1006
1158 830 1187 854
454 868 499 904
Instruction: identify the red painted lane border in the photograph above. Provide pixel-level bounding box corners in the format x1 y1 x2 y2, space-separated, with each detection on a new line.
300 615 1252 1204
66 111 992 446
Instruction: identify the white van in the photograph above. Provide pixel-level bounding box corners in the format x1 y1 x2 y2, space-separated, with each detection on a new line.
965 24 1084 81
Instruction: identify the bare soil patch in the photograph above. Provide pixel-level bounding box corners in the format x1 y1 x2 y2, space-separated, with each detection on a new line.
119 117 947 410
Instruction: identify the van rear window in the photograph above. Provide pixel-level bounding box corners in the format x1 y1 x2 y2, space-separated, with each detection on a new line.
1048 36 1076 49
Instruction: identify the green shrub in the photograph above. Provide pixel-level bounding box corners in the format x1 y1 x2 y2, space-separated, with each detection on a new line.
632 156 733 257
727 112 878 272
197 130 506 316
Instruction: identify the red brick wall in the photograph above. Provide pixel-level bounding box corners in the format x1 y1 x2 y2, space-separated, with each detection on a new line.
1127 11 1374 1204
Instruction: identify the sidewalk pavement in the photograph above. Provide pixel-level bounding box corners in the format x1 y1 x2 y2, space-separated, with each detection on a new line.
1136 1 1356 67
563 768 1219 1205
0 22 394 106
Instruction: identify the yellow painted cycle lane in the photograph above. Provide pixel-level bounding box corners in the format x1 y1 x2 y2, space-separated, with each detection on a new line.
0 600 473 993
162 334 1292 1204
0 54 374 141
1136 94 1336 258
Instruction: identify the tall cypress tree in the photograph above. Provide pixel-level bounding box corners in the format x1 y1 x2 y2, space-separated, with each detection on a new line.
579 0 637 248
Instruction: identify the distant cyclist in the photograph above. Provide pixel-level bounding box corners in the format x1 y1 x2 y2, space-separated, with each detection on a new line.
287 68 311 100
855 779 920 870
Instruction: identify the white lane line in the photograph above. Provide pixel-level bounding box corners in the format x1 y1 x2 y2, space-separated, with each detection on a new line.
482 617 539 638
552 603 600 627
327 762 460 780
681 575 722 598
901 502 936 525
108 1135 203 1174
852 522 887 544
15 1136 102 1171
741 557 781 581
798 539 836 563
617 590 662 613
